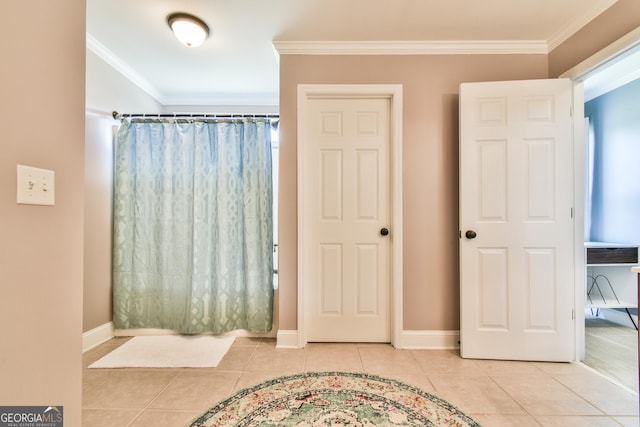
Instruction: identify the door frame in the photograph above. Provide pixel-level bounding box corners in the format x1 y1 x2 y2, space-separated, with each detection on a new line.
560 26 640 361
297 84 404 348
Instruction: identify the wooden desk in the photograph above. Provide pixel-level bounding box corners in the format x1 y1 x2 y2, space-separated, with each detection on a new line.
585 243 639 329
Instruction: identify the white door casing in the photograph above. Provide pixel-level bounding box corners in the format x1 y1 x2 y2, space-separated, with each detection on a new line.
459 79 575 362
297 85 403 348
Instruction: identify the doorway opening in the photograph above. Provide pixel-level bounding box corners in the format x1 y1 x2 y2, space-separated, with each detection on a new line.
563 28 640 393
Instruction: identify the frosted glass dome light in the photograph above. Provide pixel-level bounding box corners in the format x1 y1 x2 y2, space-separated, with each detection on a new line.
167 13 209 48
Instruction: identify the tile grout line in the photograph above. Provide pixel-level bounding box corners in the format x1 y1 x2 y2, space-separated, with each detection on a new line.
231 339 263 393
484 372 542 422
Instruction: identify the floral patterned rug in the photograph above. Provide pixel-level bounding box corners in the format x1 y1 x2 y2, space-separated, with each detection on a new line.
189 371 481 426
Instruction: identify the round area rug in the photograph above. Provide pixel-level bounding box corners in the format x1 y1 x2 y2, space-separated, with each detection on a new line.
189 371 481 426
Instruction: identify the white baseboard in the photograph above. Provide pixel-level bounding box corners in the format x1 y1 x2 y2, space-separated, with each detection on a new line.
83 322 115 352
401 330 460 350
275 329 461 350
276 330 300 348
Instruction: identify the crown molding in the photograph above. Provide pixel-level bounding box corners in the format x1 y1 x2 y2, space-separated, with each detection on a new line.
273 40 549 55
547 0 618 52
86 32 166 104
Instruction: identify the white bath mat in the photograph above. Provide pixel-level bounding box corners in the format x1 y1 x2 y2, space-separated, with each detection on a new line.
89 335 236 368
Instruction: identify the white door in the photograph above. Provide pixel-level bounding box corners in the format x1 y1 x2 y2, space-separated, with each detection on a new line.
301 96 392 342
459 79 575 362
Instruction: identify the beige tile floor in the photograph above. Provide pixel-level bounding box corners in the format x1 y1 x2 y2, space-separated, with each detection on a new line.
83 337 639 427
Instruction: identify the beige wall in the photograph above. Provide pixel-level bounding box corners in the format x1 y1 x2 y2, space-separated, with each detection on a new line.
278 54 548 331
0 1 85 424
548 0 640 77
84 114 116 332
84 51 161 332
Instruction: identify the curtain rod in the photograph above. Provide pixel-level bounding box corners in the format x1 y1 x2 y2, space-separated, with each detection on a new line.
112 111 279 120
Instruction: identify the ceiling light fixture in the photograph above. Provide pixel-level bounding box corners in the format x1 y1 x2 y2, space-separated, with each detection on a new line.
167 13 209 48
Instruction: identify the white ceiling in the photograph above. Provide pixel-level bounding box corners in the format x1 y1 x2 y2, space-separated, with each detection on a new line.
87 0 619 107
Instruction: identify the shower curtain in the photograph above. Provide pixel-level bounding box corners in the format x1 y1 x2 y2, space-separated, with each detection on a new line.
112 118 274 334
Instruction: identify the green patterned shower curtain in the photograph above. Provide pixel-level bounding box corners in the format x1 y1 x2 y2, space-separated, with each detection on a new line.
112 118 273 333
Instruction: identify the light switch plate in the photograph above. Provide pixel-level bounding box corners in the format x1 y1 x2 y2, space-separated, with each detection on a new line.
17 164 55 206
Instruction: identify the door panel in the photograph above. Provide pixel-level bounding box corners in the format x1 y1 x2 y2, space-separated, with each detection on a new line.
303 97 391 342
460 79 575 362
